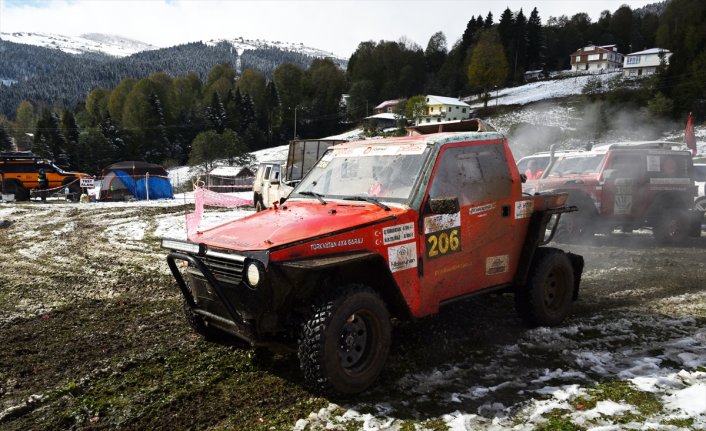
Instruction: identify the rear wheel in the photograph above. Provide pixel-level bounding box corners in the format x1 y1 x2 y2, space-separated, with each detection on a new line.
653 210 690 244
516 247 575 327
2 178 30 201
298 285 391 395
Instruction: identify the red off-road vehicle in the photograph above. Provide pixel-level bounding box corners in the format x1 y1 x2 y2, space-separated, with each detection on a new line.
525 142 701 243
162 129 584 394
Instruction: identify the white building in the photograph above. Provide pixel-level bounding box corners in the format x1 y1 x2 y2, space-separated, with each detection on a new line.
570 44 624 73
623 48 672 77
416 95 471 125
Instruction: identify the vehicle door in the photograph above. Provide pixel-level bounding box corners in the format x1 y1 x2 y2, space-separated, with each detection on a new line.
419 141 519 302
266 164 283 206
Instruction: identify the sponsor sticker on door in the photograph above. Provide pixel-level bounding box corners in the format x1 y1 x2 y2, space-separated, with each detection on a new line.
514 200 534 219
388 242 417 273
485 255 509 275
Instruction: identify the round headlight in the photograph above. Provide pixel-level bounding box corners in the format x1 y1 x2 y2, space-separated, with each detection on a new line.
245 262 261 287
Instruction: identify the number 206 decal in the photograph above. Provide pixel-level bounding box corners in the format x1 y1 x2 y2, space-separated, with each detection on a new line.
425 228 461 259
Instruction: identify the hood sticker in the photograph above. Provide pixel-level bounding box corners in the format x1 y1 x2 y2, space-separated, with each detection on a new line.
514 200 534 219
310 237 364 251
383 222 415 245
485 255 509 275
388 242 417 273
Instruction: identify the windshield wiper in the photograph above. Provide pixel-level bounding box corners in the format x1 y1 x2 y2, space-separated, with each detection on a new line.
299 191 327 204
341 195 390 211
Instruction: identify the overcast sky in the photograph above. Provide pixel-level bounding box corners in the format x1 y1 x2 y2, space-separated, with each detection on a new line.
0 0 658 57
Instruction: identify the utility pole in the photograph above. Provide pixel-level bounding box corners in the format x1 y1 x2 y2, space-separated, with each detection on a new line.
293 105 298 139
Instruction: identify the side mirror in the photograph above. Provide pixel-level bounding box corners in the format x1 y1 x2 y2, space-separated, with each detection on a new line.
270 178 280 185
520 173 527 183
428 196 460 214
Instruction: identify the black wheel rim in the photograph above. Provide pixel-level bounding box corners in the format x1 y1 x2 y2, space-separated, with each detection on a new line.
338 312 371 371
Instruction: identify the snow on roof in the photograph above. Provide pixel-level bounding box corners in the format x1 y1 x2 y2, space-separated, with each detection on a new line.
208 166 252 176
365 113 402 120
426 95 470 107
627 48 670 56
373 99 403 110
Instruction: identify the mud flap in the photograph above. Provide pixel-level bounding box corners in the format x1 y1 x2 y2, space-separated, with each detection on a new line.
566 252 584 300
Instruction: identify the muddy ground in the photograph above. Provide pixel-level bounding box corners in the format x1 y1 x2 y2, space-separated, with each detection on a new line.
0 202 705 430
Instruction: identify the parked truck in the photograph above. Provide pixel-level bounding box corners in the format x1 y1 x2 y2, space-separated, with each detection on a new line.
162 129 584 394
252 139 346 211
0 151 89 202
524 142 701 243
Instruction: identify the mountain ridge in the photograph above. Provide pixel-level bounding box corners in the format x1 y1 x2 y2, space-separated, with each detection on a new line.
0 31 347 62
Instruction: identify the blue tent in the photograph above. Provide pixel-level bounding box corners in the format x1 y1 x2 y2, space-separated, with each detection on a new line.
100 161 173 201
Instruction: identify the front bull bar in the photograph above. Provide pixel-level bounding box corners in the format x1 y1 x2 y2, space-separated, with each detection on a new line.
166 252 254 343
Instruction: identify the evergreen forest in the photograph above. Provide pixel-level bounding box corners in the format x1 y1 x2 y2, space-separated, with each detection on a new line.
0 0 704 175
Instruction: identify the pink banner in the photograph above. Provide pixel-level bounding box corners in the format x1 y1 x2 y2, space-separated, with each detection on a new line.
186 187 253 240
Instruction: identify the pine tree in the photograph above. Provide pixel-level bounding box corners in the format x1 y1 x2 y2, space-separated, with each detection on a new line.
206 92 227 133
484 12 494 28
0 124 13 151
14 100 34 151
33 108 68 165
512 8 529 81
527 7 544 71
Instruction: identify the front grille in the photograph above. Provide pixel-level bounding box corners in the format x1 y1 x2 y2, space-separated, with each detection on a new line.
200 252 245 285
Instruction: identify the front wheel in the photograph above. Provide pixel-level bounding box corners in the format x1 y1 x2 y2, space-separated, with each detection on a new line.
653 210 689 244
516 247 575 327
182 279 224 340
298 285 391 395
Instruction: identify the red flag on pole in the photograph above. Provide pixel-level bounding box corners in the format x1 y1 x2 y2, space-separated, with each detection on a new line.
685 112 696 156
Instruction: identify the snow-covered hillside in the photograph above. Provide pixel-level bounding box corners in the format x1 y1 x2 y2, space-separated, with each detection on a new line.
0 31 347 62
0 31 157 57
206 36 347 64
467 72 622 108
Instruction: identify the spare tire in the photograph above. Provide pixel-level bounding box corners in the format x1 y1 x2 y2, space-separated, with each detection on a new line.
1 178 30 201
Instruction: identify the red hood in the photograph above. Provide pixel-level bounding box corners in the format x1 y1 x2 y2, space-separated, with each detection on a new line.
191 200 405 251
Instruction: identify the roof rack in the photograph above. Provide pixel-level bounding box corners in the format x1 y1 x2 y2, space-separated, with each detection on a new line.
592 141 678 151
0 151 40 161
406 118 495 135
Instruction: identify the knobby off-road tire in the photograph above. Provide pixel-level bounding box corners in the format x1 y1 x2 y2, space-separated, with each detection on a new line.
253 192 264 212
553 200 594 244
653 210 690 244
516 247 575 328
182 279 224 340
298 284 391 395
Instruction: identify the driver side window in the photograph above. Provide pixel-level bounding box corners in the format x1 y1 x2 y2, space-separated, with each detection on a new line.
429 144 512 206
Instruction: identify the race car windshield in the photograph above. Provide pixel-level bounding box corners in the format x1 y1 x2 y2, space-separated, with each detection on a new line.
292 143 430 204
548 155 605 176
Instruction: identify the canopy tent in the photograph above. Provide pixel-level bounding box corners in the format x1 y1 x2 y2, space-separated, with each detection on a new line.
99 161 173 201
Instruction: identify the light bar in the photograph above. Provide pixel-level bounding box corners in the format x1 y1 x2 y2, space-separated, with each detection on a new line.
161 238 201 254
205 249 246 262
